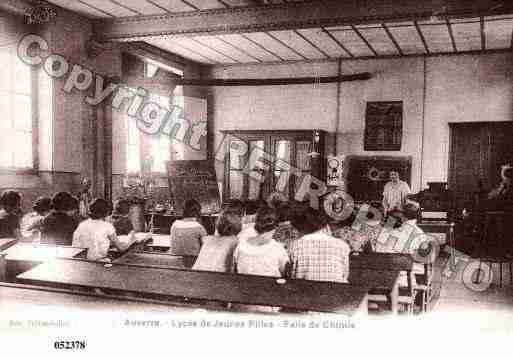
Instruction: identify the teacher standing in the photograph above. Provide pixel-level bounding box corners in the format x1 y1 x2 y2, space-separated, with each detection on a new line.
382 171 411 215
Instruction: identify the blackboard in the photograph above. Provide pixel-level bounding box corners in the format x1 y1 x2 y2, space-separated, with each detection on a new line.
167 160 221 215
346 156 412 203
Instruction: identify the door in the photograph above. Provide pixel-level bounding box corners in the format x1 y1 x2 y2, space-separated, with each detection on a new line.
449 122 513 211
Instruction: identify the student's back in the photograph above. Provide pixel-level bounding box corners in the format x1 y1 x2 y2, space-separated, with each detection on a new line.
0 190 22 239
40 192 79 246
170 199 207 256
41 211 78 246
0 209 20 239
193 212 241 272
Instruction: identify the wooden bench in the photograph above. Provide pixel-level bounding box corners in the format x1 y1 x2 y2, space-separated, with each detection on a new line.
350 252 416 314
17 258 370 316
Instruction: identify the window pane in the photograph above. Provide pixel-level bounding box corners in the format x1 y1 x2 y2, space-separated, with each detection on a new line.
229 170 244 199
127 144 140 173
0 130 13 167
151 134 171 173
296 141 311 170
248 140 265 171
13 59 31 95
0 93 11 129
0 50 11 91
13 131 32 168
126 117 141 173
273 170 290 199
13 95 32 131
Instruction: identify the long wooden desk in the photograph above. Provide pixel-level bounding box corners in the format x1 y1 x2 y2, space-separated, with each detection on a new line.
114 252 197 269
111 252 401 314
17 259 369 316
1 243 86 281
0 238 17 251
0 282 204 314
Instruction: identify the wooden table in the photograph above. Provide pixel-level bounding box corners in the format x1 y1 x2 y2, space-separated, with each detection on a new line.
0 238 17 251
143 234 171 251
348 267 401 314
18 259 369 315
1 244 86 281
0 282 198 314
114 252 197 269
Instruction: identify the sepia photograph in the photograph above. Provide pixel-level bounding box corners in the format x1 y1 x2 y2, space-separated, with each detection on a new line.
1 0 513 355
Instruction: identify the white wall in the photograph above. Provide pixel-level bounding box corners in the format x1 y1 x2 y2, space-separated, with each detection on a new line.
209 52 513 193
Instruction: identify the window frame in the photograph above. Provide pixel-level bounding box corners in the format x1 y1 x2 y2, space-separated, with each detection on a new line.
0 48 38 175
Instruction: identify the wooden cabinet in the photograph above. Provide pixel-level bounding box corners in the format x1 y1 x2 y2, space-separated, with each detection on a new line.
221 130 329 202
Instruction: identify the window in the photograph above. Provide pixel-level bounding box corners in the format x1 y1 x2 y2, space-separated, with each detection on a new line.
0 47 36 170
126 113 141 174
149 93 171 173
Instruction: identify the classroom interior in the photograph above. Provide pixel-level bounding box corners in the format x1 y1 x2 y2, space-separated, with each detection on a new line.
1 0 513 319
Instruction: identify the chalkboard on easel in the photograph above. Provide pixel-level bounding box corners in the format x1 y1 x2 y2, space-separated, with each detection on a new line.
167 160 221 215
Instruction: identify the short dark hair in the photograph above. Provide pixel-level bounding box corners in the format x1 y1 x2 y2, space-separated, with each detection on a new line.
216 211 242 236
89 198 112 220
276 202 291 223
51 192 75 212
113 199 130 215
0 190 21 210
254 205 278 234
291 207 324 234
504 167 513 181
403 203 420 220
183 199 202 218
33 197 52 215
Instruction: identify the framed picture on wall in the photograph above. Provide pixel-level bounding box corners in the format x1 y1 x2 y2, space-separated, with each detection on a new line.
364 101 403 151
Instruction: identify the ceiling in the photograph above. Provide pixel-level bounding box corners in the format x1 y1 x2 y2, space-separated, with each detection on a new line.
45 0 513 65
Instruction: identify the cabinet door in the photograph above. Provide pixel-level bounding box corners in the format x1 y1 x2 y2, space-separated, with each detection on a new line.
226 137 266 201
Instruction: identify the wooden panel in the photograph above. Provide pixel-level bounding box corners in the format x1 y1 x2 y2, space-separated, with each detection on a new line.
327 27 375 57
418 22 454 52
450 19 482 51
296 28 350 58
244 32 304 61
484 17 513 49
147 0 197 12
268 30 326 59
356 25 398 55
386 22 427 54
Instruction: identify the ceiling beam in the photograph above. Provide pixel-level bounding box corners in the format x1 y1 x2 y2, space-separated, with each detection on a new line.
0 0 33 17
92 0 513 41
175 73 372 86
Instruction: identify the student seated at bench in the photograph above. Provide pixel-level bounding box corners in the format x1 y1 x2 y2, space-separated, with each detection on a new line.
72 198 138 261
289 206 350 283
20 196 51 242
0 190 22 240
107 199 134 235
170 199 207 256
272 201 299 250
40 192 80 246
193 211 241 272
233 205 289 278
374 203 431 286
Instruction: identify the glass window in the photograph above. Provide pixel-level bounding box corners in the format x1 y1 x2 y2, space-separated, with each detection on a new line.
149 93 171 173
0 48 34 170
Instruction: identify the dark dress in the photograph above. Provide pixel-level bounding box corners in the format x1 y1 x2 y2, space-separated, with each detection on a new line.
0 209 20 238
107 214 134 235
40 211 79 246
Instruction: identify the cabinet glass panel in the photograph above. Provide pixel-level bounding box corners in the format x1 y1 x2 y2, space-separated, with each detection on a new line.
229 140 247 170
229 171 244 198
296 141 311 171
248 140 265 200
